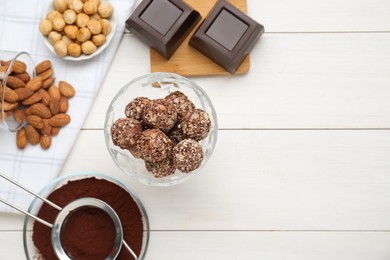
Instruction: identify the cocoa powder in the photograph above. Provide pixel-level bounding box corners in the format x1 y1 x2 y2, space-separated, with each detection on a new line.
32 178 144 260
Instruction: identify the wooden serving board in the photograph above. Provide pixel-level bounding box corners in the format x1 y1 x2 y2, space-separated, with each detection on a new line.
150 0 249 77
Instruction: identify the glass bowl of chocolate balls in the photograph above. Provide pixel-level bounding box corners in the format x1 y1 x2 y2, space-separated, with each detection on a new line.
104 72 218 186
23 172 150 260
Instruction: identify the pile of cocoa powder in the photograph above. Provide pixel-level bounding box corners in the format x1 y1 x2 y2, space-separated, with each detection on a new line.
32 177 144 260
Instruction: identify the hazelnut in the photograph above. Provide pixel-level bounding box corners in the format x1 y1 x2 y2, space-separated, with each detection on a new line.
83 1 98 15
92 34 106 46
54 0 68 13
64 25 78 39
81 40 96 55
76 12 90 27
62 35 74 45
100 19 111 36
90 13 101 21
54 40 68 57
47 10 62 22
63 9 77 24
76 27 91 42
39 19 52 35
68 43 82 57
68 0 83 13
98 2 113 18
87 20 101 35
48 31 62 45
52 17 66 31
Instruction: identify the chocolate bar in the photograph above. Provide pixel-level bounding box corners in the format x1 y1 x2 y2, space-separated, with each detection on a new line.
189 0 264 74
126 0 201 59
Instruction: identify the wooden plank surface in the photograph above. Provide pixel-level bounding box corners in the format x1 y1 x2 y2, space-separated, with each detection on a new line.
85 33 390 129
150 0 250 76
3 231 390 260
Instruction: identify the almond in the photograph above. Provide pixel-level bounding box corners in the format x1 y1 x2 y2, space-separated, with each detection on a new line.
51 127 60 136
26 77 43 91
49 97 60 115
12 72 31 83
40 135 52 150
30 103 52 119
48 113 70 127
59 96 69 113
37 69 53 81
16 127 27 149
0 101 18 111
13 109 25 123
5 76 25 89
15 87 34 101
42 77 55 89
0 65 12 74
48 85 61 100
24 107 32 116
21 92 42 105
0 111 9 120
35 60 52 75
26 115 44 129
38 89 51 106
2 60 26 74
25 125 40 145
59 81 75 97
41 119 52 136
0 84 19 102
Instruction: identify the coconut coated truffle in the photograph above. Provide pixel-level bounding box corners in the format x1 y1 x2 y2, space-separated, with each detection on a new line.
164 91 195 119
125 97 151 121
137 129 173 162
145 158 175 178
181 109 211 141
111 118 142 150
143 100 177 133
173 139 203 173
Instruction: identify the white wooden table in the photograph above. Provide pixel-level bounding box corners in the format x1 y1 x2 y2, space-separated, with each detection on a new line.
1 0 390 259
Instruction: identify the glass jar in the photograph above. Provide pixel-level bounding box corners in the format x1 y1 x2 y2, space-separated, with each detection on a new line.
0 51 35 132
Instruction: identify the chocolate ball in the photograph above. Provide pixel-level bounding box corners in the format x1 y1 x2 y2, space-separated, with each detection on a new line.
164 91 195 119
111 118 142 150
125 97 151 121
145 158 175 178
168 125 186 146
173 139 203 173
181 109 211 141
143 100 177 133
137 129 173 162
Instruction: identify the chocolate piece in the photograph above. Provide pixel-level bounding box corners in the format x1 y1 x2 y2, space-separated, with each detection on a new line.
143 99 178 133
173 139 203 173
126 0 201 59
137 129 173 162
145 157 175 178
111 118 142 150
189 0 264 74
181 108 211 141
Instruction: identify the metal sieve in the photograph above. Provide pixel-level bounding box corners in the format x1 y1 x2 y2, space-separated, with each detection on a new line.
0 172 138 259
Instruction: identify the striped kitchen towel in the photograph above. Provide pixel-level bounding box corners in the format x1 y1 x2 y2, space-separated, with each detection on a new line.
0 0 135 212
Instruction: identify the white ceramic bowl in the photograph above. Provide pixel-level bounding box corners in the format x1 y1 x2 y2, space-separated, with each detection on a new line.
42 0 117 61
104 73 218 187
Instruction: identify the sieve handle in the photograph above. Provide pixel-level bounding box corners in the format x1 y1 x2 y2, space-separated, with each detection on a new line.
0 172 62 211
0 197 53 228
123 240 138 259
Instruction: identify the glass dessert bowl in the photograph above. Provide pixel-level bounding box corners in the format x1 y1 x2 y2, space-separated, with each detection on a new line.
104 72 218 186
23 172 150 260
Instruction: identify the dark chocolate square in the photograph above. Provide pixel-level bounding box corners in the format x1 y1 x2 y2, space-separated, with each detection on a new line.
126 0 201 59
189 0 264 74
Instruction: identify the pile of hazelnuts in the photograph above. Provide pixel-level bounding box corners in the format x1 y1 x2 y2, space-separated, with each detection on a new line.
39 0 113 57
110 91 212 178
